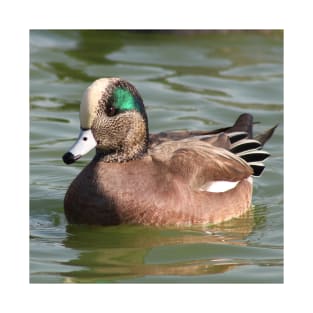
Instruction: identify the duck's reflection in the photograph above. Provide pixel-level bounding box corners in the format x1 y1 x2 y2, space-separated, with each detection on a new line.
61 207 266 283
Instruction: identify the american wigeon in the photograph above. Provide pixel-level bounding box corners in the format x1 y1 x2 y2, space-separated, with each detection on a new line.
62 77 277 226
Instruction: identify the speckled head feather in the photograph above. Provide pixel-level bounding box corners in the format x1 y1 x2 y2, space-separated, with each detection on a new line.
80 77 149 162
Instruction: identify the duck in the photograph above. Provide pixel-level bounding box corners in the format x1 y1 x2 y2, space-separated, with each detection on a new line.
62 77 277 226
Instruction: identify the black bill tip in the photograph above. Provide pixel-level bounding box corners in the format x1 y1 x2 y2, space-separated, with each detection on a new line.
62 152 81 165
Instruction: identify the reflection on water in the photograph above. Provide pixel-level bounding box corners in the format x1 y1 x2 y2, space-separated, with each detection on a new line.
30 30 283 283
60 208 275 283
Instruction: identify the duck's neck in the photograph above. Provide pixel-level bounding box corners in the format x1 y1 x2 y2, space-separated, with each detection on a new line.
94 128 149 163
94 146 147 163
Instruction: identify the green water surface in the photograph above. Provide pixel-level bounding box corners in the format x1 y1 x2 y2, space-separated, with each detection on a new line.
30 30 283 283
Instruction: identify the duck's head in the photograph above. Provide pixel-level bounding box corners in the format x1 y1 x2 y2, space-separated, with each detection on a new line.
63 78 149 164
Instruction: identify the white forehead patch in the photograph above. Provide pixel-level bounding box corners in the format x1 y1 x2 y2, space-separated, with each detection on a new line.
80 77 119 128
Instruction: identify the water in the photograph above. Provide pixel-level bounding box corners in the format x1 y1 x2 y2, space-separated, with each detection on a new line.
30 30 283 283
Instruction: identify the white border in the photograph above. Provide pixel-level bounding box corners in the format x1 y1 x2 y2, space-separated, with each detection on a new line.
2 0 312 312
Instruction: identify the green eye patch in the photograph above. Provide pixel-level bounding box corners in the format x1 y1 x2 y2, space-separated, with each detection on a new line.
113 87 141 112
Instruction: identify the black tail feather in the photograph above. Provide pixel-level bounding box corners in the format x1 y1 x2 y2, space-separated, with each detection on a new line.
227 132 249 144
230 139 262 154
237 150 270 163
249 162 266 176
225 114 277 177
225 113 254 138
254 124 279 146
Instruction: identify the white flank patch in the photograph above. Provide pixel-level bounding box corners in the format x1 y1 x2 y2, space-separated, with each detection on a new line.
205 180 239 192
204 177 253 192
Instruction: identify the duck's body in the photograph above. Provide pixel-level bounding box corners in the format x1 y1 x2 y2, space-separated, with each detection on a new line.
65 144 253 226
63 77 277 226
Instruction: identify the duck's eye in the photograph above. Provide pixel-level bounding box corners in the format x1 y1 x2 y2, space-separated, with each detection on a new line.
106 105 117 117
